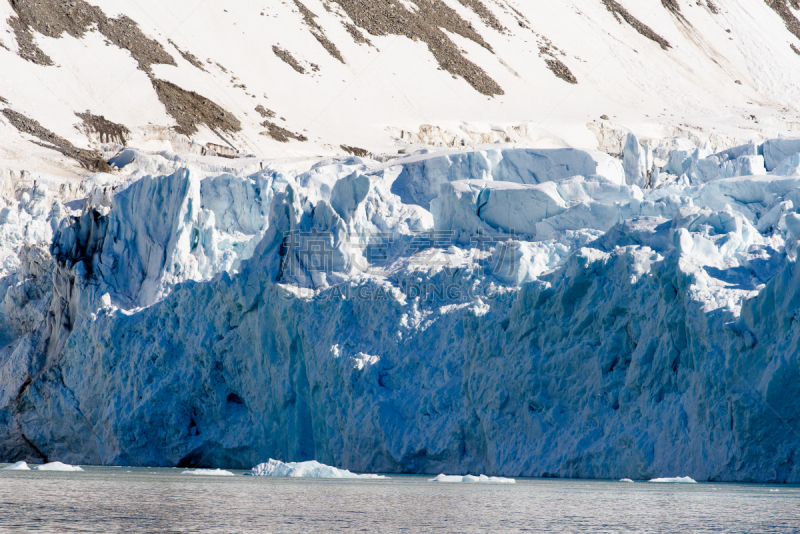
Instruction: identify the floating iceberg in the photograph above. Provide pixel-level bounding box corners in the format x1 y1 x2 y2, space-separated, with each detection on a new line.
620 478 634 483
649 477 697 484
431 474 515 484
30 462 84 472
247 459 386 479
3 461 30 470
181 469 235 477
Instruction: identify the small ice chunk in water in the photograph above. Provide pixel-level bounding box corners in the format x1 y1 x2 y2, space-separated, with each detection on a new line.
181 469 235 476
3 461 30 470
31 462 84 472
247 459 386 479
620 478 634 483
649 476 697 484
431 473 515 484
433 474 467 482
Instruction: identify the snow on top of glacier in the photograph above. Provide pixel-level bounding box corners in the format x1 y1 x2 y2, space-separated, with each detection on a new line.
1 0 800 178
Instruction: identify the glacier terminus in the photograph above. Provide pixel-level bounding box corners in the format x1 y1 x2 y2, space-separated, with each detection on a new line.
1 140 800 483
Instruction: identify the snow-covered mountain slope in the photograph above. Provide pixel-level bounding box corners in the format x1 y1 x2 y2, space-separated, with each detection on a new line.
3 0 800 482
2 135 800 481
1 0 800 177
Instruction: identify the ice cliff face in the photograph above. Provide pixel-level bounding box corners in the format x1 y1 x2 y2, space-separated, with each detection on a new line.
2 139 800 482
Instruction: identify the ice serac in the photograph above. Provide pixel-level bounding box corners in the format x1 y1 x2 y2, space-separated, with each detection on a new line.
432 175 640 241
763 139 800 172
1 142 800 482
389 148 624 210
50 167 278 311
688 143 767 184
623 133 650 188
432 180 568 238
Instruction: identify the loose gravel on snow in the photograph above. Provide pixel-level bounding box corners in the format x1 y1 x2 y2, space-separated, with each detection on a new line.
293 0 345 63
1 108 112 171
601 0 672 50
75 111 130 145
260 121 307 143
331 0 504 96
151 79 242 136
273 46 306 74
766 0 800 42
7 0 176 72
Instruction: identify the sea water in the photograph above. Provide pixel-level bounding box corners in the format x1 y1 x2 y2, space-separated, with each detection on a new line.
1 465 798 532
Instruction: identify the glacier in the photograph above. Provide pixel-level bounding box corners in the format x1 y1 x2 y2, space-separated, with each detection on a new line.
1 137 800 483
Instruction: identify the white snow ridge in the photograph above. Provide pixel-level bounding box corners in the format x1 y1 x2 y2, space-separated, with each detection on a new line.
1 0 800 485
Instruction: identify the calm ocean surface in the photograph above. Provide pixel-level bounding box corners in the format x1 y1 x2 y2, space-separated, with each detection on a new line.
1 465 798 533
